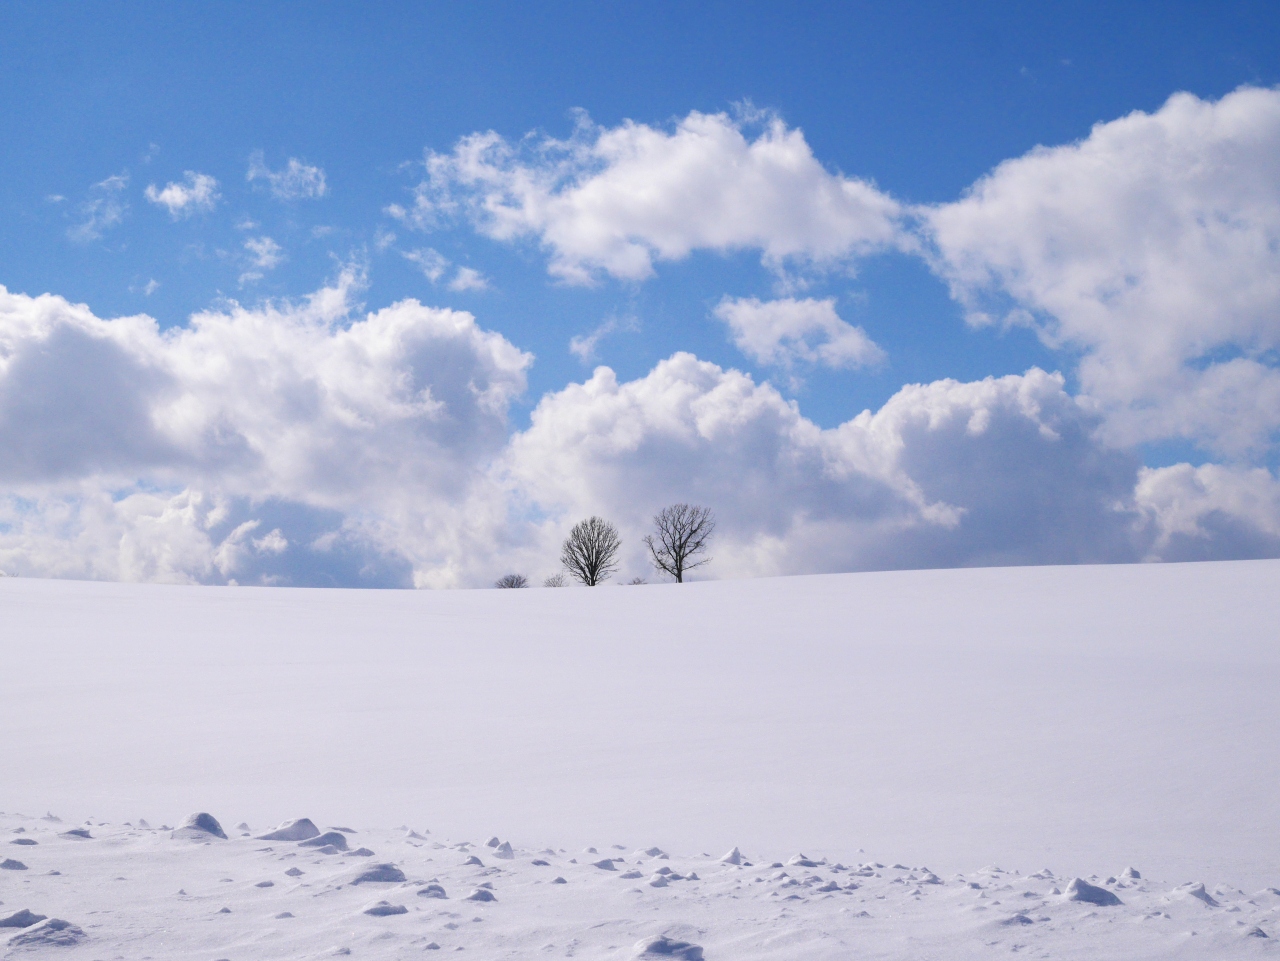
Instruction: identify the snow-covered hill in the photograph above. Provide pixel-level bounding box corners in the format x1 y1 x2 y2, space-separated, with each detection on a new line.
3 561 1279 957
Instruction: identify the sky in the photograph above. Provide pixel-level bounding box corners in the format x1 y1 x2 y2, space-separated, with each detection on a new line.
1 0 1279 587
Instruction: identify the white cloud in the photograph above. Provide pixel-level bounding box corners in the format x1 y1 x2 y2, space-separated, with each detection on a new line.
713 296 885 370
247 152 328 200
447 266 489 292
403 247 449 282
569 315 639 363
402 249 489 292
926 86 1280 457
240 237 285 284
253 527 288 554
2 273 1279 588
68 174 129 242
1136 462 1280 561
0 273 530 586
405 108 903 283
504 359 1148 579
145 171 220 218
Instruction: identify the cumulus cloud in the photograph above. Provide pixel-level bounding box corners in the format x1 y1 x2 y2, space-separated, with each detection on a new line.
398 108 903 283
505 358 1149 579
145 171 220 218
713 296 884 370
926 86 1280 458
1 269 1275 585
68 174 129 242
247 151 328 200
0 273 530 586
1136 462 1280 561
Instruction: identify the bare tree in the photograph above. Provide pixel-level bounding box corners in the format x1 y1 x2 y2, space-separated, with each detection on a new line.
560 516 621 586
542 572 567 587
495 573 529 588
645 504 715 582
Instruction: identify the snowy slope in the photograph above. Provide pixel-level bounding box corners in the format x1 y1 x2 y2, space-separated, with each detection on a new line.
3 560 1280 950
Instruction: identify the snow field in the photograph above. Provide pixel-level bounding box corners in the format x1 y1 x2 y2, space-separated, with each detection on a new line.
2 812 1278 960
3 559 1280 956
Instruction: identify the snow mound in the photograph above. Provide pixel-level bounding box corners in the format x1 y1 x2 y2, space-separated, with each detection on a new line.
350 863 405 885
462 855 483 866
258 818 320 841
59 828 91 839
0 909 47 928
171 813 227 841
1 859 28 870
285 867 303 877
300 831 349 851
494 841 514 859
633 935 704 959
417 883 447 899
719 847 742 865
5 918 87 948
465 888 496 902
1121 866 1141 879
592 858 617 870
1180 882 1220 907
1065 878 1122 906
362 900 408 916
10 838 37 846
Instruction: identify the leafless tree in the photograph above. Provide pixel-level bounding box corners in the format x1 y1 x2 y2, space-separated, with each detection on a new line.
644 504 715 582
495 573 529 588
542 572 567 587
560 516 621 586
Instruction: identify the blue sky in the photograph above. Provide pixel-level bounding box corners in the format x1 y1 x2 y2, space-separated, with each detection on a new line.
2 1 1279 586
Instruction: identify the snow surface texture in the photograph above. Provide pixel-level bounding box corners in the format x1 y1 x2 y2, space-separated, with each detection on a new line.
2 561 1280 949
2 814 1278 960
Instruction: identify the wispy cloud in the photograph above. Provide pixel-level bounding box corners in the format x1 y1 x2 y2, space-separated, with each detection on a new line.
145 171 220 219
239 236 285 284
402 248 489 292
247 152 328 200
569 314 639 362
67 174 130 243
448 266 489 292
403 247 449 282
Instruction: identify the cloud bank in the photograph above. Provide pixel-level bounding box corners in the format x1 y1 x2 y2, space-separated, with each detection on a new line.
0 274 1268 588
9 89 1280 586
